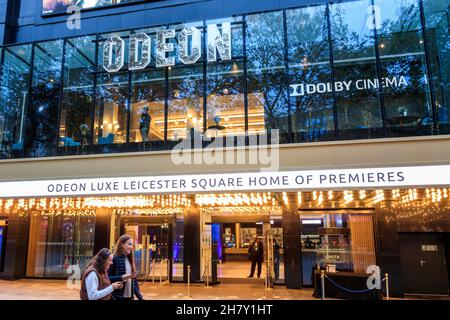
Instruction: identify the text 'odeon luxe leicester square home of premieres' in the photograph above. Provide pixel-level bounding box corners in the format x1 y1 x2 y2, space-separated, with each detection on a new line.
0 0 449 298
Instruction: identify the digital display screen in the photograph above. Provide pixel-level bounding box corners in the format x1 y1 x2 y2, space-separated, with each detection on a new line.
42 0 146 15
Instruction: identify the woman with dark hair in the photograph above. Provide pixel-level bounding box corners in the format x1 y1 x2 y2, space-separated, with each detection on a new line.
108 234 144 300
80 248 124 300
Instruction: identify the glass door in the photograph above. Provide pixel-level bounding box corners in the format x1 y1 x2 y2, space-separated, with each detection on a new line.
26 211 96 278
124 222 171 281
0 218 7 272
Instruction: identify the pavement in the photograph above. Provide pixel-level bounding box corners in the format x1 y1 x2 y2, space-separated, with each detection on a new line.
0 278 317 300
1 279 448 300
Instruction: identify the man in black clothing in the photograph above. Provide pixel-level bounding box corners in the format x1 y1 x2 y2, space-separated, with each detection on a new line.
273 239 280 281
247 238 264 278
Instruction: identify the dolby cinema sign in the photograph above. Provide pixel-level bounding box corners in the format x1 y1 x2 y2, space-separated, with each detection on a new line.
103 23 231 73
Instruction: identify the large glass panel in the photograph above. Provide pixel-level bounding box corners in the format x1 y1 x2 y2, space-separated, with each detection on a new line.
130 69 166 148
94 72 129 145
300 211 376 286
26 210 96 278
168 65 204 142
0 44 32 159
423 0 450 134
59 36 96 152
205 18 245 140
129 26 165 150
165 21 204 145
287 5 335 142
375 0 433 137
206 61 245 139
246 11 289 143
331 0 384 140
27 40 64 157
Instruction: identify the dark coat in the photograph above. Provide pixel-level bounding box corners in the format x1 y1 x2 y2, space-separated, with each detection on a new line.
273 242 280 261
248 240 264 261
108 254 144 300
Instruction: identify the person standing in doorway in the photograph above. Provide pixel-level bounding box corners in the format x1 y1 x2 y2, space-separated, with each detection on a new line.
108 234 144 300
273 239 280 281
247 237 264 278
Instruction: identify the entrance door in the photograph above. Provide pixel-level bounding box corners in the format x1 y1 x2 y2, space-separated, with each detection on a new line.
399 233 449 295
124 222 171 281
0 219 7 272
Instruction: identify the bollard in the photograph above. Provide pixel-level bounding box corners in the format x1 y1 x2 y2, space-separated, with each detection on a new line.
205 258 210 288
187 265 191 297
159 259 163 286
152 259 155 283
167 259 170 283
385 273 390 301
321 270 325 300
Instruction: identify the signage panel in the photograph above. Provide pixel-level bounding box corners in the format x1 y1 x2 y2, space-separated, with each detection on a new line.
0 165 449 198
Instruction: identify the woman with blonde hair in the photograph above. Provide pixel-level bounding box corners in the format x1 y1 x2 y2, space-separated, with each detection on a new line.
108 234 144 300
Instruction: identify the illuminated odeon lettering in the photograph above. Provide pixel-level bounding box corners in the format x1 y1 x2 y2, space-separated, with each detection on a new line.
103 22 232 72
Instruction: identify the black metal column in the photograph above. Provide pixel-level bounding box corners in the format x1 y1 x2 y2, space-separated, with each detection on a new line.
281 192 302 289
183 203 201 283
93 208 111 253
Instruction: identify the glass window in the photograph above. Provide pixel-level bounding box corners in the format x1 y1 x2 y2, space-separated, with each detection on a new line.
28 40 64 157
26 210 96 278
423 0 450 134
59 36 96 150
0 44 32 159
331 0 384 140
206 61 245 139
247 11 289 143
94 72 129 145
168 65 204 142
375 0 434 137
287 5 335 142
300 211 376 286
94 32 130 152
205 18 245 140
128 26 166 149
130 69 166 146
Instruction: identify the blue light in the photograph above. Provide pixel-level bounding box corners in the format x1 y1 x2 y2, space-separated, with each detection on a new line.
211 224 222 262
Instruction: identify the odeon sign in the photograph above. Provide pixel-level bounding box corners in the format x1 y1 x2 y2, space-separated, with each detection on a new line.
103 22 232 73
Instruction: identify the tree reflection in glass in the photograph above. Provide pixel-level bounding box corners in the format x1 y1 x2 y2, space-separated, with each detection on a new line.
59 36 96 150
247 11 289 143
287 5 335 142
27 40 63 157
0 45 32 159
375 0 433 137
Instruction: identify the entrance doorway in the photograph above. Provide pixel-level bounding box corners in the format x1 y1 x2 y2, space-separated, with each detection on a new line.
210 208 284 285
117 215 173 282
0 218 7 272
399 233 450 295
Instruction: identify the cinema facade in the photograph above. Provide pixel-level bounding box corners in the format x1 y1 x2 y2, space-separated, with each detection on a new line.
0 0 449 298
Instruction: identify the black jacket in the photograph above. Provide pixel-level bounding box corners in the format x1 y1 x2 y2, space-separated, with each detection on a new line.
248 241 264 261
108 254 144 300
